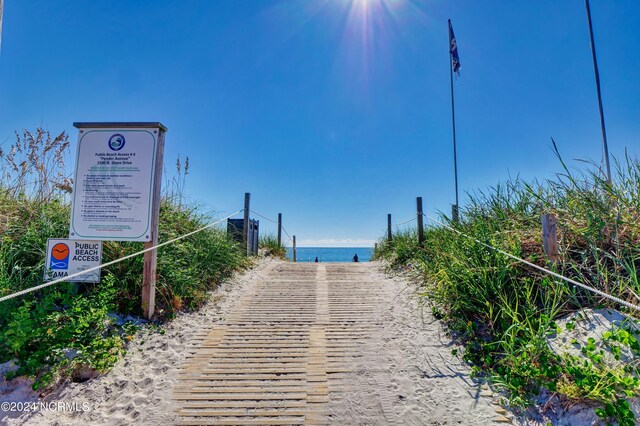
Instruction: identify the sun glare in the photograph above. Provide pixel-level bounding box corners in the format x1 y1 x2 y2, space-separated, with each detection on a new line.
263 0 422 92
337 0 408 86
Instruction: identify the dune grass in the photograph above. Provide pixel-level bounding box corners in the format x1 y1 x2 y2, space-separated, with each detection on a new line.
259 233 287 259
0 128 248 391
374 149 640 425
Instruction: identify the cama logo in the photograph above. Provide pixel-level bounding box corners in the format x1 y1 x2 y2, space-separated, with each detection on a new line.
108 134 126 151
50 243 70 270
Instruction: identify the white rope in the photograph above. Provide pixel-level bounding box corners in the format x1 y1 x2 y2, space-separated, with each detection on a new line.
395 216 417 227
281 227 293 242
248 209 293 244
0 209 244 303
250 209 278 224
421 212 640 313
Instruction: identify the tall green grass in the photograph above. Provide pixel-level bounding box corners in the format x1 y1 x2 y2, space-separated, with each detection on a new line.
0 128 248 390
375 150 640 425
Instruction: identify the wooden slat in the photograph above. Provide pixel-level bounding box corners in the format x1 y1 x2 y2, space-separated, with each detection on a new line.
174 262 398 425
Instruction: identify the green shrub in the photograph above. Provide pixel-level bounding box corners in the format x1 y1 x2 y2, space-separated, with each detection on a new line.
0 197 247 389
2 277 122 390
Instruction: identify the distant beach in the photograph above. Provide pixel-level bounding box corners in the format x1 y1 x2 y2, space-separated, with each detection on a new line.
286 247 373 262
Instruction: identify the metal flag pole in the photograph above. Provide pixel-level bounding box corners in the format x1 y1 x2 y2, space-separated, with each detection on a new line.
448 19 459 222
584 0 612 184
0 0 4 54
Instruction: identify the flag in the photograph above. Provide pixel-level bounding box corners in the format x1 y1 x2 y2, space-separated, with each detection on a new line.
448 19 460 74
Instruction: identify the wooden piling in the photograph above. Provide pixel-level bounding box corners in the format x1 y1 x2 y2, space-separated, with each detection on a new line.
417 197 424 247
277 213 282 246
293 236 297 262
243 193 250 256
387 214 392 242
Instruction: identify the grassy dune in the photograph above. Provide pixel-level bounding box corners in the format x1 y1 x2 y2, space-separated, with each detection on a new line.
0 128 248 391
375 150 640 425
259 233 287 259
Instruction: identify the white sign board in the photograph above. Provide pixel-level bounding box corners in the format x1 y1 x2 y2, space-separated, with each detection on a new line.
70 128 159 241
44 239 102 283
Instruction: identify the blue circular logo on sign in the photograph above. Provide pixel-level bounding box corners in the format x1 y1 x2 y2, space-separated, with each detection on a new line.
108 134 126 151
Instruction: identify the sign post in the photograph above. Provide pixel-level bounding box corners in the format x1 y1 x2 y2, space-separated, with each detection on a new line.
72 122 167 319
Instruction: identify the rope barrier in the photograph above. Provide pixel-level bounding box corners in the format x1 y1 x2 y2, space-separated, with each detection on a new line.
249 209 293 243
420 212 640 313
281 227 293 241
0 209 244 303
395 216 417 227
250 209 278 224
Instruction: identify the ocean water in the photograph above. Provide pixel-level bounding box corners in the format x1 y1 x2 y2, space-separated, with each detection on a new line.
286 247 374 263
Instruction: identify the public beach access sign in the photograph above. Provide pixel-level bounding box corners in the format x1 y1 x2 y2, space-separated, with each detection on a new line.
43 239 102 283
70 127 159 241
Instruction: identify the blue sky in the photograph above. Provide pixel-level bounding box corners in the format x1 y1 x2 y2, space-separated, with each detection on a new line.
1 0 639 247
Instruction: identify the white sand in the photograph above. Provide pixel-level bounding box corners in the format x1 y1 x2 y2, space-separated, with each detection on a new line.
326 264 503 425
2 259 509 425
1 259 275 426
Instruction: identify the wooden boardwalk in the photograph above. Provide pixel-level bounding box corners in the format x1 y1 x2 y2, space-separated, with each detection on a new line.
174 262 389 425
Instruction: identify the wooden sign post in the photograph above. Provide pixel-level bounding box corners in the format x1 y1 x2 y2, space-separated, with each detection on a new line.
71 122 166 320
142 126 166 319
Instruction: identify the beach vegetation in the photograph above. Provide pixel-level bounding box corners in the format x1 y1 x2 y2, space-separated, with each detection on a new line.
0 128 248 391
374 148 640 425
259 233 287 259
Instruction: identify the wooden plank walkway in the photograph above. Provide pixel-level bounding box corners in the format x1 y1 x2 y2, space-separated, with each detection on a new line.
174 262 388 425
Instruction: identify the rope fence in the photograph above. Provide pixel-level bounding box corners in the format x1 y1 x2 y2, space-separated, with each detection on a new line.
0 209 244 303
250 209 277 224
250 209 293 244
418 211 640 313
394 216 417 227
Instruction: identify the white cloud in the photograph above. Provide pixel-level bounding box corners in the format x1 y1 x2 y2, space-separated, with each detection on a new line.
293 238 376 248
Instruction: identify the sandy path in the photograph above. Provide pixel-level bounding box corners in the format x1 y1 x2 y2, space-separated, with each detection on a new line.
2 260 506 425
326 264 503 425
175 262 504 425
1 259 278 426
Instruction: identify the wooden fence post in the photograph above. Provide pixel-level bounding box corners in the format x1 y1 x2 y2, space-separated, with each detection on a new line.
542 214 559 263
452 204 459 224
293 235 297 262
253 220 259 255
387 214 392 242
277 213 282 246
243 193 250 256
417 197 424 247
